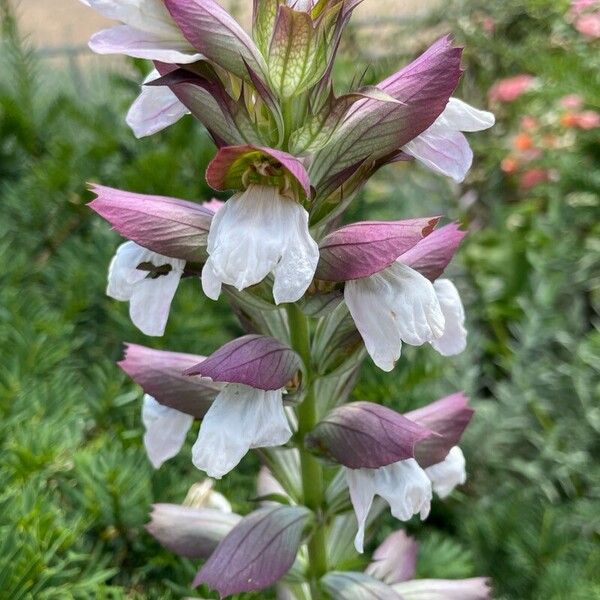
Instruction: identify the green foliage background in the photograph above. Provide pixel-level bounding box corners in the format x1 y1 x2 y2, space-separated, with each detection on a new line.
0 0 599 598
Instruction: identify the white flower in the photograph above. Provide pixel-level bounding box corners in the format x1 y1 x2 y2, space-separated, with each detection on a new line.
402 98 495 182
183 479 233 513
192 383 292 479
107 241 185 336
81 0 201 63
425 446 467 498
430 279 467 356
126 69 190 138
345 261 445 372
142 394 193 469
202 185 319 304
346 459 432 553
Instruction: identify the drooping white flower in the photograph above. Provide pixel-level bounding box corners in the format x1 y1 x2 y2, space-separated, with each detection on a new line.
346 459 432 553
192 383 292 479
142 394 194 468
80 0 201 63
402 98 495 182
202 185 319 305
345 261 445 372
126 69 190 138
425 446 467 498
107 241 185 336
430 279 467 356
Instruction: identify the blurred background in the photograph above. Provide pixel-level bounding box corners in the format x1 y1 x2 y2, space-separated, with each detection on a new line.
1 0 599 598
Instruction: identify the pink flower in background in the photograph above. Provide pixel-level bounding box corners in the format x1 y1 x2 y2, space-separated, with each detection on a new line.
574 110 600 129
559 94 584 110
520 116 538 130
481 16 496 33
520 168 549 190
575 12 600 37
488 75 536 103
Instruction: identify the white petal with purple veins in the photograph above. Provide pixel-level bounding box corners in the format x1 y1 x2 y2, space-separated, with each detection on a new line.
202 185 318 304
425 446 466 498
192 384 292 479
106 241 185 336
142 395 194 468
84 0 200 62
345 262 444 371
126 69 190 138
346 459 432 553
431 279 467 356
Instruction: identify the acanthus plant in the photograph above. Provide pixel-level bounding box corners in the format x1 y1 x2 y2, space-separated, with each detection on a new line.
82 0 494 597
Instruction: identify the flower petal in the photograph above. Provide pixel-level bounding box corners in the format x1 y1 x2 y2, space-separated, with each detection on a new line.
192 384 291 479
128 257 184 336
118 343 220 418
402 125 473 183
142 395 194 468
405 392 474 468
366 530 418 584
345 468 376 553
305 401 436 469
393 577 491 600
316 218 440 282
126 69 189 138
425 446 466 498
322 571 402 599
431 279 467 356
106 241 147 301
194 506 310 596
89 25 199 63
374 459 432 522
399 223 466 282
146 503 241 559
204 185 317 302
89 185 214 262
440 98 495 132
185 334 301 391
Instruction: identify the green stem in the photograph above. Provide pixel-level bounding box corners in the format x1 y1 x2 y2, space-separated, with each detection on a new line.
287 304 328 598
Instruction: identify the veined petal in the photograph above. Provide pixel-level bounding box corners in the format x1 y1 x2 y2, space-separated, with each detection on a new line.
393 577 491 600
402 124 473 183
204 185 318 303
440 98 495 132
345 262 444 371
431 279 467 356
366 530 418 584
345 468 376 553
128 262 184 337
425 446 466 498
347 460 432 554
84 0 200 62
106 241 149 301
375 459 432 522
192 384 291 479
126 69 190 138
142 395 194 468
344 277 402 372
89 25 200 63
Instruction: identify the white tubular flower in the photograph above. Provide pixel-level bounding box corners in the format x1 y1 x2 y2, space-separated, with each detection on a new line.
430 279 467 356
192 383 292 479
81 0 201 63
425 446 467 498
346 459 433 553
201 185 319 305
184 479 233 513
345 261 445 372
107 241 185 336
126 69 190 138
142 395 194 469
402 98 495 182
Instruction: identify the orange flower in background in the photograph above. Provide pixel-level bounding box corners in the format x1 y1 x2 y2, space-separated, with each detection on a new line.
488 75 536 103
561 112 579 128
501 157 519 174
513 133 534 151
